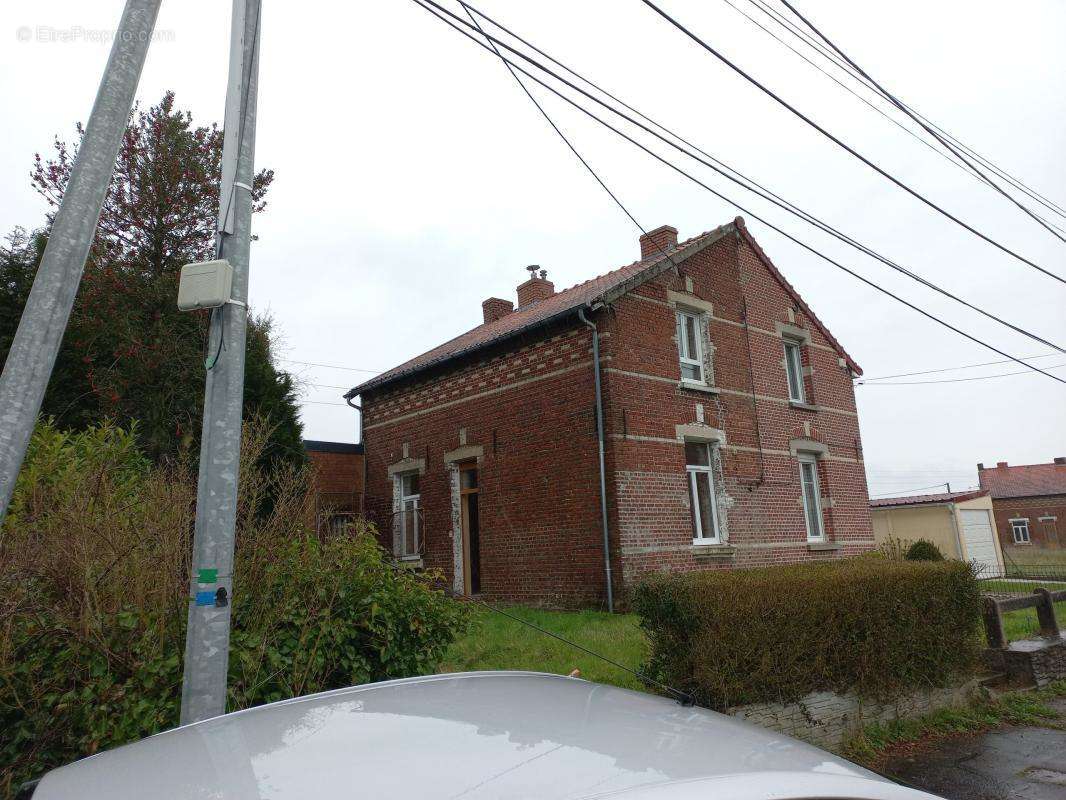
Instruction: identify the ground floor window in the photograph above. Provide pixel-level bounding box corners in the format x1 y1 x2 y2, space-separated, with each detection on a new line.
685 441 720 543
798 455 825 541
1010 517 1031 544
399 472 421 558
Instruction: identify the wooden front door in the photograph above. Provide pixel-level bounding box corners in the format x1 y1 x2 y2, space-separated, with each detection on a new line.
459 463 481 595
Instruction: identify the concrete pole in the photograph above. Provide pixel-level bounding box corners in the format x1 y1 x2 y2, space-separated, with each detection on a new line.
179 0 261 725
0 0 162 523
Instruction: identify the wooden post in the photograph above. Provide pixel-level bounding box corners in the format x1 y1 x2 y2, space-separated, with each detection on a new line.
983 596 1006 649
1034 588 1060 638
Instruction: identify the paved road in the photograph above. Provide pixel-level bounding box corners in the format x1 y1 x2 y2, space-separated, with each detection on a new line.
883 700 1066 800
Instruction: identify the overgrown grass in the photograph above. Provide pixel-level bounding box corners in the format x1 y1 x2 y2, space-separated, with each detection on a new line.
844 681 1066 766
438 606 647 691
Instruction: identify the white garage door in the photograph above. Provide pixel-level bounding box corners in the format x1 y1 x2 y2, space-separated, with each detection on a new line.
960 509 1001 577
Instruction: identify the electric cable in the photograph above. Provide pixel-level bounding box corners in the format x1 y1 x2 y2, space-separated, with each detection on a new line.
776 0 1066 245
745 0 1066 222
719 0 1066 236
858 362 1066 386
858 352 1058 382
426 0 1065 355
409 0 1066 384
638 0 1066 285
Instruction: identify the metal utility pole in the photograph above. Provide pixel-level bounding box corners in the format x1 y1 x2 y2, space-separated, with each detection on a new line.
0 0 161 523
179 0 261 725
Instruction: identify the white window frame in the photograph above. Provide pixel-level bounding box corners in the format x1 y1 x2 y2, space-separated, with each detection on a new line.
399 473 421 559
1009 517 1031 545
685 441 721 544
798 454 825 541
676 309 706 385
784 339 805 403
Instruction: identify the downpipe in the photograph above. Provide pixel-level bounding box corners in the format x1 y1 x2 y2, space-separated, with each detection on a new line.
578 305 614 613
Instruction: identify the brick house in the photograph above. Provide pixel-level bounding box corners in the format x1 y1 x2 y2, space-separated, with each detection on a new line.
978 458 1066 553
304 440 364 536
346 218 874 607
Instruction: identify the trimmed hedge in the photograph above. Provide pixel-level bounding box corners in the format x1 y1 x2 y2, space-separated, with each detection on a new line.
633 558 982 710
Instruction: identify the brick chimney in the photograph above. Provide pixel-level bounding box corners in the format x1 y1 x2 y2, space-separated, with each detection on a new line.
977 463 985 471
516 265 554 307
482 297 514 324
639 224 678 259
996 461 1008 468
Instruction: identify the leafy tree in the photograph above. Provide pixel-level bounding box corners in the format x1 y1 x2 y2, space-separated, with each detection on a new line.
1 92 304 467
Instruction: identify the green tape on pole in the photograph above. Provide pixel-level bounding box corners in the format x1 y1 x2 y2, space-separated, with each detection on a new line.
197 568 218 584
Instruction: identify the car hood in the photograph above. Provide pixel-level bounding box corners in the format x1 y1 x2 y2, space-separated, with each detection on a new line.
34 671 893 800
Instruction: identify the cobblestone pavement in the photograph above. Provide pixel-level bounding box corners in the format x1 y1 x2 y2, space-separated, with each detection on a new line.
882 699 1066 800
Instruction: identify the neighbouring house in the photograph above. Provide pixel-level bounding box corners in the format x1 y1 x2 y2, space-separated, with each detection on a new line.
978 458 1066 554
870 489 1003 575
304 439 364 536
345 218 874 607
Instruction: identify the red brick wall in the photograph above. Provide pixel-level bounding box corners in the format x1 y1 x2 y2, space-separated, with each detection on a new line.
597 229 873 590
990 495 1066 551
307 449 364 499
360 325 606 607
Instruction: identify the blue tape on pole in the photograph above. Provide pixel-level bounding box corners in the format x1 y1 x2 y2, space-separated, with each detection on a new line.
195 591 215 607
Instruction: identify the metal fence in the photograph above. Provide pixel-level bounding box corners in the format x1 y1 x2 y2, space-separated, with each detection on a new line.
976 557 1066 642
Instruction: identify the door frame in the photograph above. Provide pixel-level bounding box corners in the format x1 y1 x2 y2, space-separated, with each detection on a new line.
458 461 479 595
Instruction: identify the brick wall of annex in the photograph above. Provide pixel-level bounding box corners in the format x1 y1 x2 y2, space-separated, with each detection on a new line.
990 494 1066 551
360 325 607 607
597 228 874 592
307 450 364 499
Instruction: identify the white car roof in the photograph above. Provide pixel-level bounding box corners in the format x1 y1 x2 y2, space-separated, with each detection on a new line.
33 671 935 799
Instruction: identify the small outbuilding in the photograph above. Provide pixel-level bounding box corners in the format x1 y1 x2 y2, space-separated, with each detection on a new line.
870 489 1003 576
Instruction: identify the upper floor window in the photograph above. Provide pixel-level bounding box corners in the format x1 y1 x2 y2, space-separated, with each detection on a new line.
1010 518 1031 544
676 310 705 384
399 472 422 558
685 441 720 543
798 455 824 541
784 340 805 403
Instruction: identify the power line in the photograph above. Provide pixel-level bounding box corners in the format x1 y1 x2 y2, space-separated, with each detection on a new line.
721 0 1066 236
776 0 1066 246
858 352 1059 382
410 0 1066 385
744 0 1066 223
858 362 1066 386
638 0 1066 285
870 483 950 498
426 0 1065 355
280 358 382 373
458 2 649 240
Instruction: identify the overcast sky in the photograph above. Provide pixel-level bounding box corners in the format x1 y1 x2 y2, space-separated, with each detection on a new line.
2 0 1064 497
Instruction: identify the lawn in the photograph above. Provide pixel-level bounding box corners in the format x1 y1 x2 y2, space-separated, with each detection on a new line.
1001 600 1066 642
437 597 1063 685
439 606 648 691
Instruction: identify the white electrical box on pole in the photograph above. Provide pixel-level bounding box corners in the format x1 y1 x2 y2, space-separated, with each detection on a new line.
0 0 161 524
179 0 262 725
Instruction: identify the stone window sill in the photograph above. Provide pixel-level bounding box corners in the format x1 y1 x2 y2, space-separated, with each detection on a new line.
679 381 720 395
692 542 736 557
398 557 424 568
789 401 820 412
807 541 842 552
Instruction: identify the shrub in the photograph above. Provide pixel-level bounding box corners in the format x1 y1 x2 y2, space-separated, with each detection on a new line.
632 558 982 711
0 420 469 796
906 539 945 561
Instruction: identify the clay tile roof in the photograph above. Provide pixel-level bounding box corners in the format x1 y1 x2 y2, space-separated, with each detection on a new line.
347 217 861 397
978 462 1066 499
870 489 988 508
